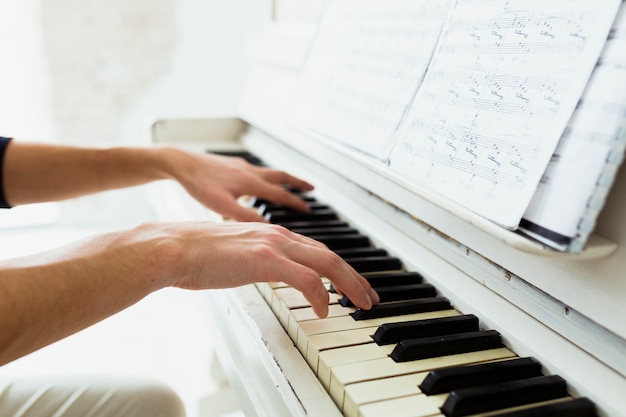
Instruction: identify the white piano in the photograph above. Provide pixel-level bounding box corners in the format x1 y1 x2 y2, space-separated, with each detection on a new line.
150 1 626 416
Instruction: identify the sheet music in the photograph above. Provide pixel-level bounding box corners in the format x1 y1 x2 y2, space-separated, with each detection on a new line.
521 2 626 251
388 0 621 228
294 0 454 160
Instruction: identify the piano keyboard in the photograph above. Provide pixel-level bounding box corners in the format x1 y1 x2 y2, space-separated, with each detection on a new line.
218 150 600 417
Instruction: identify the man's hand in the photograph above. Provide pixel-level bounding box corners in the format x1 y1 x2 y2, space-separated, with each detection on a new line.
151 221 379 318
165 149 314 222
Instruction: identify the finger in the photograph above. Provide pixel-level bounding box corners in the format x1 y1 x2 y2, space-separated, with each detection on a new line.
262 256 330 317
255 183 312 212
285 228 330 250
212 197 268 222
333 272 380 305
286 244 377 311
256 169 314 191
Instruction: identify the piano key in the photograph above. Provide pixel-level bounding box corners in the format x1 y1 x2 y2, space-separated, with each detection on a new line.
273 286 341 310
343 256 404 273
291 226 361 236
296 310 459 361
304 310 459 369
373 314 480 345
390 330 503 362
361 271 425 287
290 304 356 323
305 233 372 250
329 348 516 409
351 297 452 320
278 219 350 230
343 372 430 417
288 304 357 341
273 286 343 327
342 358 545 416
358 393 446 417
340 283 437 307
440 375 568 417
261 201 330 211
419 356 543 395
307 326 382 358
266 208 339 223
318 343 397 388
316 327 504 389
329 269 421 293
334 247 388 258
491 397 597 417
250 194 317 208
210 150 265 165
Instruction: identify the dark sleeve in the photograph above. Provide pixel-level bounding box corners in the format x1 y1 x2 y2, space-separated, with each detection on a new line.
0 136 13 209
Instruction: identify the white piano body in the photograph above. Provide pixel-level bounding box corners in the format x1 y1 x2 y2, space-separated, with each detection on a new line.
150 3 626 416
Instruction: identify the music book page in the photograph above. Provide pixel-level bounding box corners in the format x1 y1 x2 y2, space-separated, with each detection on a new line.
294 0 454 160
520 4 626 251
388 0 621 229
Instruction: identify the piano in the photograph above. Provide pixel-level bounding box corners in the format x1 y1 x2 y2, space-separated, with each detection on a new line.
149 1 626 416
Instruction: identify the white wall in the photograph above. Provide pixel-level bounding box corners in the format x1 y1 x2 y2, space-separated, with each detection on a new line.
0 0 261 147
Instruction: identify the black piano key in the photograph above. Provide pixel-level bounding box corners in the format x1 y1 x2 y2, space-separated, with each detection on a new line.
373 314 479 346
491 397 597 417
252 195 317 208
351 297 451 320
419 356 542 394
291 227 360 237
267 209 339 223
390 330 503 362
440 375 568 417
340 283 436 307
334 247 388 258
344 256 403 273
210 150 265 166
279 220 349 230
259 200 330 212
361 271 424 287
307 234 371 250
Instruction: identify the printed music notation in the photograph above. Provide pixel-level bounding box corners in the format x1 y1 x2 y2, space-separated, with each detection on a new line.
294 0 454 159
521 2 626 251
389 0 621 229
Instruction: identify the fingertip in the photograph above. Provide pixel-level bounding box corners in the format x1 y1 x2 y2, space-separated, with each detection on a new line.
313 303 329 318
369 288 380 305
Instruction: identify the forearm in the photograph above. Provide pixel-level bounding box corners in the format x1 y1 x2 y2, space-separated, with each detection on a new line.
3 141 172 206
0 225 177 365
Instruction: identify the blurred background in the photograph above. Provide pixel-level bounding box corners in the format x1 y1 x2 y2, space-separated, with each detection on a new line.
0 1 319 416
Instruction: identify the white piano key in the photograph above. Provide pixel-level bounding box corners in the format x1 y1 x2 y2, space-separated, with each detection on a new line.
358 393 446 417
343 372 429 417
306 327 376 369
307 310 461 357
296 310 459 359
329 348 516 409
288 304 356 341
318 343 396 388
274 285 342 328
